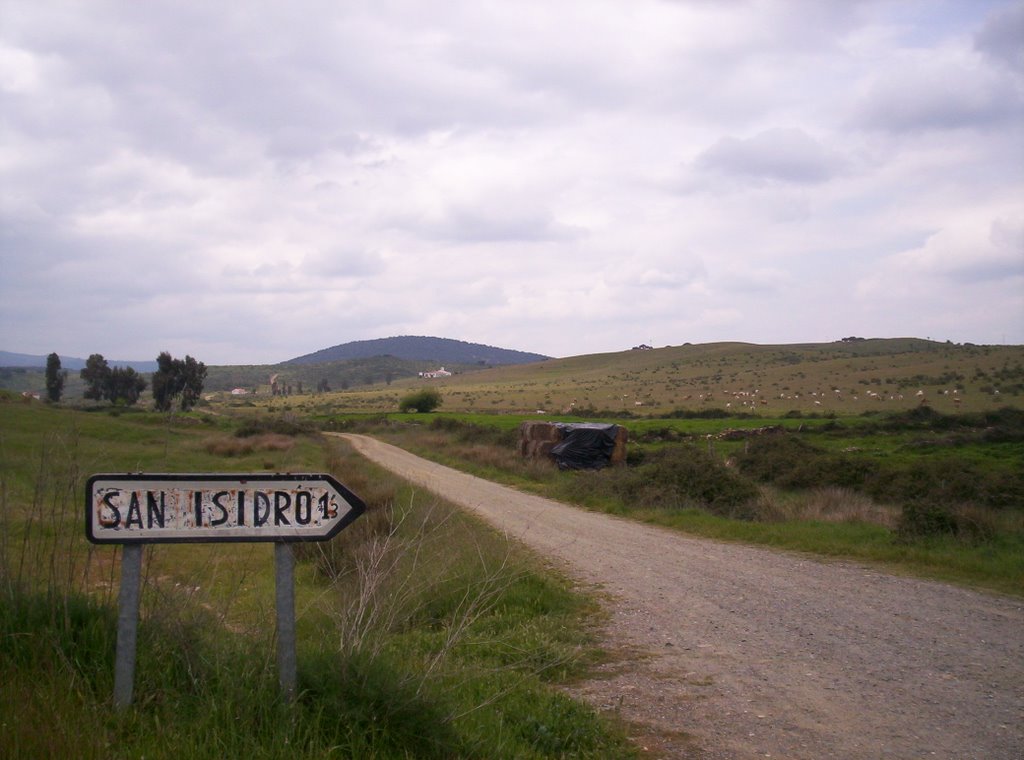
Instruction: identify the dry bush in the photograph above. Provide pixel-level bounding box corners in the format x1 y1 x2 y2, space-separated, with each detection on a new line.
950 503 1002 544
456 443 519 471
747 486 898 527
204 434 294 457
804 486 898 528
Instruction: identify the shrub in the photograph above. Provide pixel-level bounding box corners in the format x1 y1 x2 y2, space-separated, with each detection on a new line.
205 434 294 457
733 434 823 485
235 416 313 437
895 501 1000 544
895 502 958 540
399 388 442 413
596 444 761 518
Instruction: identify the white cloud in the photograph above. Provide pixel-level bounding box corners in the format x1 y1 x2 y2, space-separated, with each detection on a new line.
1 0 1022 363
857 211 1024 304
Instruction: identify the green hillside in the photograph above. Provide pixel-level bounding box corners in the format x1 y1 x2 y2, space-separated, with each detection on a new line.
312 339 1024 416
5 338 1022 417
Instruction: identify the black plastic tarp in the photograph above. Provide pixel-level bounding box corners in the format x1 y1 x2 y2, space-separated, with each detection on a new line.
550 423 621 470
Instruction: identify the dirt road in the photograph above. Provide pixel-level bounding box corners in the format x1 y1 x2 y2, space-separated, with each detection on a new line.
337 434 1023 759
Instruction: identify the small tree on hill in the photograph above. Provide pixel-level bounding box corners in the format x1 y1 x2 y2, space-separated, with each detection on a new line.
399 387 442 413
45 352 66 402
107 366 147 405
81 354 111 400
152 351 207 412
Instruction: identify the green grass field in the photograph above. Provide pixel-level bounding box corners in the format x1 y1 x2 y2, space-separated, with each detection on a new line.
0 396 637 759
264 338 1024 417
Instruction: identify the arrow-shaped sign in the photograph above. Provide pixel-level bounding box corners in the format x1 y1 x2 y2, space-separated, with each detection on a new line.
86 473 366 544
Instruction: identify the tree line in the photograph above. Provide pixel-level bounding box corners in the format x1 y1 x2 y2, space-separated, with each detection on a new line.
44 351 207 411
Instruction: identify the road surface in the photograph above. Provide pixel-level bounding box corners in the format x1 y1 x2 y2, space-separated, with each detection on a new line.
336 433 1023 759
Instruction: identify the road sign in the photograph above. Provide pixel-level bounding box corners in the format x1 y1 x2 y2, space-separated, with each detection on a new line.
86 472 366 544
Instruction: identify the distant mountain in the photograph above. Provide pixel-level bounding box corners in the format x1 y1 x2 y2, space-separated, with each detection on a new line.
285 336 550 366
0 351 158 372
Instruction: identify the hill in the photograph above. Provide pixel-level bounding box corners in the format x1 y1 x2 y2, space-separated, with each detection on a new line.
303 338 1024 416
284 336 550 366
203 355 444 394
5 338 1022 416
0 351 157 372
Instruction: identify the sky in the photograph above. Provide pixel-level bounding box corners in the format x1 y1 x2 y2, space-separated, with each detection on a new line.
1 0 1022 365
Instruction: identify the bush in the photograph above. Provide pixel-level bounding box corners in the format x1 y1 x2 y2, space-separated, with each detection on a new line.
733 434 827 486
895 501 1000 544
896 502 958 540
399 388 442 413
428 417 514 446
595 444 761 519
235 416 313 437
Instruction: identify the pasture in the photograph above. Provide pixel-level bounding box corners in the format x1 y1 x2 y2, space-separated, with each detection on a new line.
210 339 1024 418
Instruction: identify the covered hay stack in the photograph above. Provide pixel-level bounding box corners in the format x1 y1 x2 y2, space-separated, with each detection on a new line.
519 421 628 469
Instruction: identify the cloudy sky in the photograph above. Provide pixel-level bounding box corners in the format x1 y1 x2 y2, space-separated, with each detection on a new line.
2 0 1022 364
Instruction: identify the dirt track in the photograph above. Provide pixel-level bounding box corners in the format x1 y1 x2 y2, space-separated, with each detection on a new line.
337 434 1023 759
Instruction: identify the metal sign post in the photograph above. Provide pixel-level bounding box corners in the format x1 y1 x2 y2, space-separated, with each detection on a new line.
113 544 143 709
86 473 365 708
274 542 298 701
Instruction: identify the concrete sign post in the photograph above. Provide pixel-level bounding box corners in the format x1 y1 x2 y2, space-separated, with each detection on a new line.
86 473 365 708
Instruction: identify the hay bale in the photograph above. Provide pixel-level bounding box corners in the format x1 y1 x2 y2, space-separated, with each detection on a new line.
520 421 562 443
608 426 629 466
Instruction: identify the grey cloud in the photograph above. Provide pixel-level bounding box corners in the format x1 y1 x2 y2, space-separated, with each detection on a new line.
975 2 1024 71
398 201 584 244
695 128 841 184
442 205 581 243
852 56 1023 133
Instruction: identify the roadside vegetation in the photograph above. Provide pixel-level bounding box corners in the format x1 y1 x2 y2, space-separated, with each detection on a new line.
325 408 1024 596
0 393 636 759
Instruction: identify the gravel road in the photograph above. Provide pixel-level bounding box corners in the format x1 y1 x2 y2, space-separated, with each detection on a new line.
337 434 1023 759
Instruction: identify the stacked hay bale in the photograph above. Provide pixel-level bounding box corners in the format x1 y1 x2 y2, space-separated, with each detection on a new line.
605 425 629 465
519 421 562 460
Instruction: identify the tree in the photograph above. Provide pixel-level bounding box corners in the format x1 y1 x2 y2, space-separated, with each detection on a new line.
152 352 207 411
151 352 178 411
179 355 207 411
45 352 66 402
399 387 442 413
81 354 111 400
107 366 147 405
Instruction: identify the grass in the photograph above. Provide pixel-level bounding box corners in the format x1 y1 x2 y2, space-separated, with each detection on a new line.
208 338 1024 417
0 396 637 758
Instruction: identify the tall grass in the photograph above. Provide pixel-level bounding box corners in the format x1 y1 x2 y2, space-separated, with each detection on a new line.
0 400 636 758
